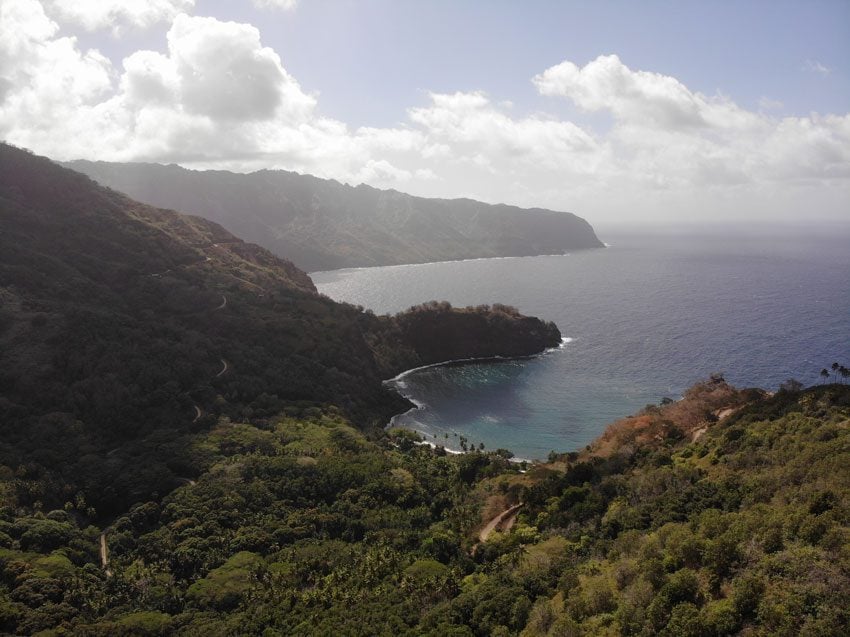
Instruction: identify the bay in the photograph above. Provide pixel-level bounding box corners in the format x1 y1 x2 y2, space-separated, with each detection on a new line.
312 227 850 460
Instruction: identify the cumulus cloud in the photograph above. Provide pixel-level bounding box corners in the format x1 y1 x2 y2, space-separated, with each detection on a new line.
167 14 312 121
0 1 434 188
115 14 317 126
356 159 413 184
531 54 850 193
0 0 113 137
0 5 847 224
0 4 328 165
43 0 195 33
408 92 605 186
533 54 760 132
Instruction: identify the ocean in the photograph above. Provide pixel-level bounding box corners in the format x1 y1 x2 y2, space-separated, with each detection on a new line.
312 227 850 460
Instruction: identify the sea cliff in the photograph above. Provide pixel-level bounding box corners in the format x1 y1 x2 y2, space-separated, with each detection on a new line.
64 160 605 272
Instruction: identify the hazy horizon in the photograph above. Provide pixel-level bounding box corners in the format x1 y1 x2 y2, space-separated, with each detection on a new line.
61 155 850 235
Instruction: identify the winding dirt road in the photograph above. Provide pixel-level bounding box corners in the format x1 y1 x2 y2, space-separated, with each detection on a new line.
479 503 523 542
216 358 229 377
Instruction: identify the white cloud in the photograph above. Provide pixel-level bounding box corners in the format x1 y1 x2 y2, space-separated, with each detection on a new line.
530 54 849 193
121 50 178 105
0 6 847 225
414 168 439 181
533 54 761 133
0 7 330 164
804 60 831 76
408 91 601 171
43 0 195 33
535 54 705 128
253 0 298 10
0 0 114 139
167 14 313 122
356 159 412 184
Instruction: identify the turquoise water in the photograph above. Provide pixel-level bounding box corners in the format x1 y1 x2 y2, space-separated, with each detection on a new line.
312 228 850 460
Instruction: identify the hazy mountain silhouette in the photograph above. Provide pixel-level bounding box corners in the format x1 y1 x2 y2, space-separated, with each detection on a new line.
64 160 604 271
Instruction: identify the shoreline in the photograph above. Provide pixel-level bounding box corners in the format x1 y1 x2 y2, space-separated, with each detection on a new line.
308 248 610 276
383 336 572 461
385 336 572 383
408 437 534 465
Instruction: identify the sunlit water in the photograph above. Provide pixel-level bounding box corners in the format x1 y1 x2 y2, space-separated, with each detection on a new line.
312 228 850 460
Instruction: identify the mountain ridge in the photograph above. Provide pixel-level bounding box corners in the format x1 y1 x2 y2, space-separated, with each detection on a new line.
0 142 561 516
63 159 604 272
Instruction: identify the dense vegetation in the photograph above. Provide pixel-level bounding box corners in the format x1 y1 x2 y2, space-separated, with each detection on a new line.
63 160 604 271
1 377 847 635
2 145 846 635
0 143 559 519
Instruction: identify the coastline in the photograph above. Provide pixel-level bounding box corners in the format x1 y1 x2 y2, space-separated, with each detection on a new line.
385 336 572 383
409 437 534 465
309 252 592 276
383 336 572 461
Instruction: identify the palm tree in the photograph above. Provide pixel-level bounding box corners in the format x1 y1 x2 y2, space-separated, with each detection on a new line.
840 366 849 385
832 362 840 382
820 368 830 384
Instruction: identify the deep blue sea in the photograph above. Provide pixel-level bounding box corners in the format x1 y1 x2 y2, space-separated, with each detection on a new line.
312 227 850 460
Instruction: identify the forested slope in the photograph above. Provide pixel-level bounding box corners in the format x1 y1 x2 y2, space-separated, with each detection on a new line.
1 144 845 636
0 143 559 518
1 372 847 635
64 160 604 272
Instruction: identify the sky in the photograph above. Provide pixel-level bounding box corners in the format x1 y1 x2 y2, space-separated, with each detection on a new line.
1 0 848 227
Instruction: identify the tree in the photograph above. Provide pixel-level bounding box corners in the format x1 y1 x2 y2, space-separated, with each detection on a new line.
832 362 840 382
840 366 849 384
779 378 803 393
820 369 830 384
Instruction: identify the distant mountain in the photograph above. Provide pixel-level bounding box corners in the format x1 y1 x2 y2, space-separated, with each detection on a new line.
63 160 604 271
0 143 560 515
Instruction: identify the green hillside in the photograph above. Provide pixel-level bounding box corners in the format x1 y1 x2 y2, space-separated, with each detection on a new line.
0 143 559 518
64 160 604 272
1 374 847 635
1 144 846 635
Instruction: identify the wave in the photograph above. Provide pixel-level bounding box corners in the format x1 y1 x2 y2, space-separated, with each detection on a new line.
412 439 464 455
386 355 508 383
385 337 574 385
408 436 533 464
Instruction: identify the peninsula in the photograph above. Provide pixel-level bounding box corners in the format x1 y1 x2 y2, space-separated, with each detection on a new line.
64 160 604 272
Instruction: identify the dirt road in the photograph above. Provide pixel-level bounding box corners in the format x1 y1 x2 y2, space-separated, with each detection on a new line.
479 503 523 542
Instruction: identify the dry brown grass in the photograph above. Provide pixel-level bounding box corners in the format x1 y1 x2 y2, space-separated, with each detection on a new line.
584 379 765 460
